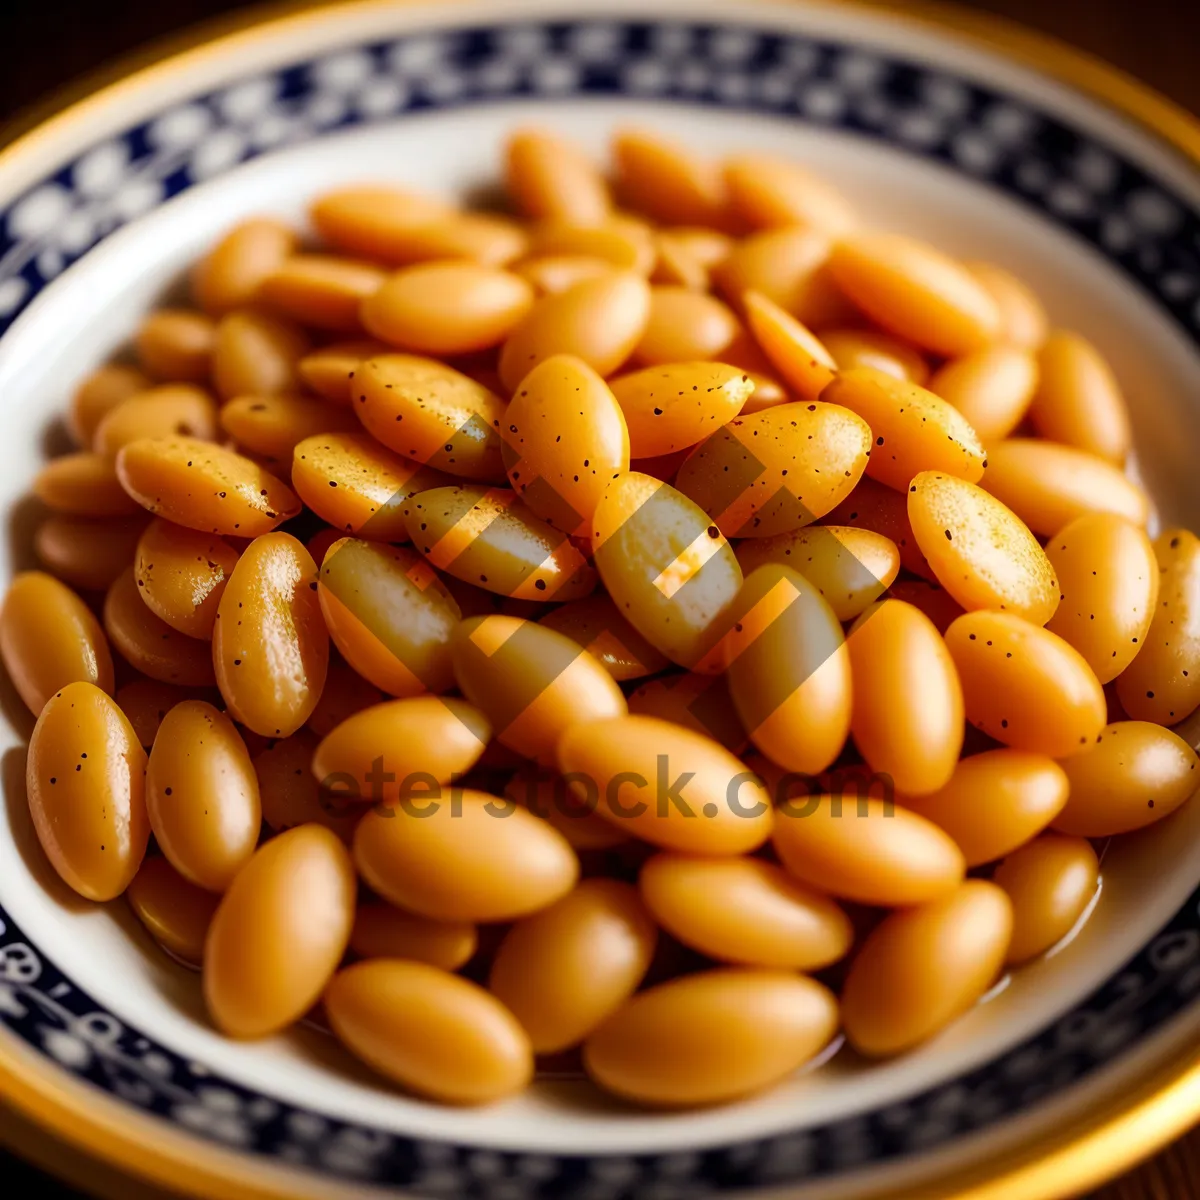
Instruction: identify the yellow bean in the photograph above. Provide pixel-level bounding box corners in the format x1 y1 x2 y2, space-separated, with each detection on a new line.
69 363 151 446
26 681 148 900
530 221 655 275
963 261 1048 349
35 513 148 592
305 660 384 738
506 129 611 224
928 346 1039 444
296 339 389 406
632 286 739 365
612 128 726 227
135 518 239 639
626 672 748 755
537 594 671 681
203 824 355 1038
134 309 216 382
260 254 388 333
93 384 219 458
841 881 1012 1056
651 234 708 291
309 185 452 260
503 765 630 850
252 728 362 842
211 309 310 401
583 968 838 1107
513 254 616 295
34 451 145 517
116 678 211 748
219 393 358 465
325 960 533 1104
828 474 935 579
126 855 221 964
820 327 930 384
723 155 857 234
743 290 836 401
192 218 298 315
350 904 477 971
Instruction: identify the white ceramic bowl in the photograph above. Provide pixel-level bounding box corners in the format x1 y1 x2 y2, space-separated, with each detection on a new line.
2 2 1200 1197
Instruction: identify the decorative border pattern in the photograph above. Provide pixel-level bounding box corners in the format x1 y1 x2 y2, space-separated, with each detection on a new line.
2 17 1200 1197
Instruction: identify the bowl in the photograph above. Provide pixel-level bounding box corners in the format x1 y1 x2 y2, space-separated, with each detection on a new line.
2 1 1200 1197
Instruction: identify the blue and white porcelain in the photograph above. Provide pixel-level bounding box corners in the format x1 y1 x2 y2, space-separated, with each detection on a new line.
1 2 1199 1196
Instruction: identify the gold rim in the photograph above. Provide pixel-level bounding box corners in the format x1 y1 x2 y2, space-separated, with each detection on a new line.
1 1 1199 1197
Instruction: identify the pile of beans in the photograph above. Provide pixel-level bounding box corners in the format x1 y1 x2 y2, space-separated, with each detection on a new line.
3 125 1198 1110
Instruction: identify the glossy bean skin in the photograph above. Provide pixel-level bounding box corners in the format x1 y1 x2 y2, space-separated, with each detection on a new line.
92 384 219 459
203 825 356 1038
994 836 1099 963
724 564 851 774
353 789 579 922
252 729 361 842
219 394 359 465
404 485 596 602
901 750 1069 866
325 960 533 1105
1116 530 1200 724
772 795 965 906
34 452 144 517
826 475 934 579
675 401 871 539
625 673 748 755
531 222 655 276
557 714 773 854
928 346 1039 445
135 519 239 639
350 904 477 971
116 678 212 748
1054 721 1199 836
506 128 611 224
36 514 149 592
908 471 1060 625
126 856 221 964
963 261 1048 349
640 854 852 970
821 368 987 492
828 233 999 356
488 879 658 1053
211 309 309 401
309 186 451 260
115 437 301 537
104 567 216 686
981 439 1149 535
503 765 630 850
297 339 389 405
735 525 899 622
497 272 651 393
192 218 298 314
319 538 460 696
743 290 837 402
292 432 446 543
26 681 149 900
609 362 753 458
583 968 838 1107
632 287 739 366
361 264 533 356
723 155 856 234
613 128 725 228
452 615 627 765
134 310 215 383
1044 514 1158 684
260 254 387 332
591 473 742 669
841 881 1012 1056
945 611 1107 757
311 695 490 805
69 364 151 446
820 328 929 384
847 599 964 795
213 533 328 737
1030 331 1130 462
0 572 114 713
538 594 670 681
355 354 507 483
146 701 261 892
502 355 630 536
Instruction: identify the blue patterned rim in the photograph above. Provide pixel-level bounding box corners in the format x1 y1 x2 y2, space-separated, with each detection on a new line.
2 17 1200 1197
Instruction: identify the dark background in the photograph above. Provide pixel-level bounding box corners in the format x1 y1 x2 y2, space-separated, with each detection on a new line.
1 2 1197 1199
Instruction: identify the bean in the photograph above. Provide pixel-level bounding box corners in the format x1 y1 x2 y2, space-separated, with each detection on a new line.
211 309 310 401
126 856 221 965
253 728 361 842
305 659 384 738
219 394 357 465
945 610 1106 756
743 290 837 402
147 701 260 891
537 594 671 681
829 233 999 355
116 678 211 748
651 234 708 290
723 155 856 234
35 451 144 517
928 346 1039 444
506 129 611 224
583 968 838 1107
26 681 148 900
982 439 1149 534
261 254 388 332
901 750 1069 865
908 471 1060 625
841 881 1012 1056
626 672 748 754
885 578 965 635
514 254 616 295
963 261 1048 349
640 854 851 970
297 339 389 405
325 960 533 1104
820 327 930 384
203 825 355 1038
503 765 630 850
994 836 1099 963
309 186 452 260
318 538 460 696
1116 529 1200 724
531 222 655 275
612 128 725 228
489 879 657 1053
1030 330 1130 462
632 287 739 365
35 513 148 591
135 519 239 639
827 474 934 579
115 437 301 536
134 309 216 382
213 533 327 736
94 384 219 459
350 904 477 971
192 218 298 314
69 363 151 445
1054 721 1199 836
